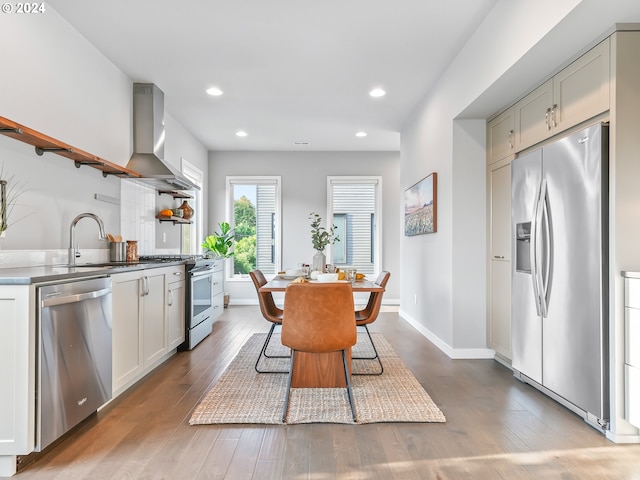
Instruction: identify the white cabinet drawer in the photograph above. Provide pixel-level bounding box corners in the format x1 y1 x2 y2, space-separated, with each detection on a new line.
211 271 224 296
625 364 640 429
627 307 640 367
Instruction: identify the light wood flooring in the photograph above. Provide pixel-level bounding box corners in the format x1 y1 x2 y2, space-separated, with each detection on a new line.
15 305 640 479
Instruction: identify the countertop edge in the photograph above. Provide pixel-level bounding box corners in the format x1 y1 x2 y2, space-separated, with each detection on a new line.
0 261 186 285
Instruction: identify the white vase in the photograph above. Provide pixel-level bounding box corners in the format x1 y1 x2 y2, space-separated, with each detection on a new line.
312 251 326 273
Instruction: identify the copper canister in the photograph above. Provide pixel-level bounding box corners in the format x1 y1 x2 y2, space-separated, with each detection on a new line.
126 240 138 262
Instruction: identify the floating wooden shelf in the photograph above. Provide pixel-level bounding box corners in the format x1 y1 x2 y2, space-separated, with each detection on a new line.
156 214 192 224
158 190 193 199
0 115 140 179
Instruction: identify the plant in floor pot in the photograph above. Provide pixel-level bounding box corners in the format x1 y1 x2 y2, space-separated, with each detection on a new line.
202 221 235 307
309 212 339 273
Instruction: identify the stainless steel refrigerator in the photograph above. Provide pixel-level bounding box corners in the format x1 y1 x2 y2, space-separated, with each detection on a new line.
511 122 609 430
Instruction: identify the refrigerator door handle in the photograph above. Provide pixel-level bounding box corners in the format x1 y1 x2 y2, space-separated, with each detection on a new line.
533 179 548 317
539 183 551 318
530 181 543 316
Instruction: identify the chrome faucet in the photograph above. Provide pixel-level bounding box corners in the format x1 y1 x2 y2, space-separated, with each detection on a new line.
69 213 107 265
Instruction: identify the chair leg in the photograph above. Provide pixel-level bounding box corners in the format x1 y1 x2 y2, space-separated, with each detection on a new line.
282 350 295 423
352 325 383 376
342 349 357 422
255 323 289 374
263 324 289 359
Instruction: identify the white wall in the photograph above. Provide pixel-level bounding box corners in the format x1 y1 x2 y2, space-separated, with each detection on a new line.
0 8 207 257
400 0 640 441
207 151 401 303
399 0 640 358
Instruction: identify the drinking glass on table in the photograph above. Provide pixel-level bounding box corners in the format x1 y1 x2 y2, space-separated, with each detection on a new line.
344 268 357 283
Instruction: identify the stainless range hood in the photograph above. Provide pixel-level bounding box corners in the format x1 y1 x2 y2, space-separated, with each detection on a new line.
126 83 199 191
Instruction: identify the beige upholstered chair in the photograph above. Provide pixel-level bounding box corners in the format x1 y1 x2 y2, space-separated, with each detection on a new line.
249 270 288 373
353 271 390 375
281 282 357 422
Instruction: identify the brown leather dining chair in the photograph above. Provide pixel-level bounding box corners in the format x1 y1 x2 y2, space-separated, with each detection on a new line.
250 270 289 373
353 271 390 375
281 282 357 422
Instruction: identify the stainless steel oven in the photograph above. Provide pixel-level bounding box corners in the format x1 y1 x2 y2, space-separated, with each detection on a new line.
184 263 215 349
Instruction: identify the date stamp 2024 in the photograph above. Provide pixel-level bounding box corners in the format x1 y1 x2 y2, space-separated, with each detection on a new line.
1 2 46 14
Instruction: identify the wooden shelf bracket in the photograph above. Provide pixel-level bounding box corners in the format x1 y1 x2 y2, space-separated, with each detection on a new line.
35 146 73 156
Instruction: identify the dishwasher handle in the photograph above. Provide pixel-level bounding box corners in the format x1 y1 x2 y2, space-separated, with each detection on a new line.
41 287 112 308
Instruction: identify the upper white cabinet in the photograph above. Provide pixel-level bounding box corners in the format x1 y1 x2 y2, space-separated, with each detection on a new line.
487 107 515 165
514 38 610 152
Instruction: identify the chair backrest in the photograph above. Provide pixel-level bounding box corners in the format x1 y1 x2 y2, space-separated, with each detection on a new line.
281 283 356 353
249 269 283 323
357 271 390 326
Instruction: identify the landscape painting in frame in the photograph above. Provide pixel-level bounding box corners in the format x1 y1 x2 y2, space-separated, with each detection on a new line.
404 172 437 236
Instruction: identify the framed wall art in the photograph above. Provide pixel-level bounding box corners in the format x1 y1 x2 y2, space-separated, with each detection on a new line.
404 172 437 236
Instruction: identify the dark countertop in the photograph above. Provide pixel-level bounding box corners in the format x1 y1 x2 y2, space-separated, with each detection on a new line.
0 261 185 285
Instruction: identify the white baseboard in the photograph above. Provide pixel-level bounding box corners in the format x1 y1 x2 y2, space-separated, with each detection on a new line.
606 430 640 443
398 308 495 360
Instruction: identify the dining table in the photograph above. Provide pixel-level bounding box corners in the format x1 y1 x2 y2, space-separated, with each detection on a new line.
259 276 385 293
259 276 385 388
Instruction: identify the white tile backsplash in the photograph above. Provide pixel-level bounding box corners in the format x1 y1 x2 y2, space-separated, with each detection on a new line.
0 180 179 269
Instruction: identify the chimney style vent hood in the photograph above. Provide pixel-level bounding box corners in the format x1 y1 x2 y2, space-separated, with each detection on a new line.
126 83 199 191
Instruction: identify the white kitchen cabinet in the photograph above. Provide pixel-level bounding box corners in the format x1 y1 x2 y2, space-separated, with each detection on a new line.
487 107 515 165
211 260 225 321
112 270 144 394
0 285 35 461
513 38 610 152
141 271 167 369
513 79 554 150
166 268 185 350
487 158 511 360
112 265 185 396
624 276 640 429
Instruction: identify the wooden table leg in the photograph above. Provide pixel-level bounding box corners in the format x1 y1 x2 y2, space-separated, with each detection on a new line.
290 347 352 388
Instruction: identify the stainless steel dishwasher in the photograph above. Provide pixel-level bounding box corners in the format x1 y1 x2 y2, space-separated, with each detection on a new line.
37 276 112 451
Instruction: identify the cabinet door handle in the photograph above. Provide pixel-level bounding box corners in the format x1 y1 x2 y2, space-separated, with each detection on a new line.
167 289 173 306
508 130 513 149
545 107 552 130
173 271 182 277
142 276 149 296
494 255 505 259
551 104 557 128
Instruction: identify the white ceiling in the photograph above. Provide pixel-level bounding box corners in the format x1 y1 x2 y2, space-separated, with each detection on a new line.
48 0 498 151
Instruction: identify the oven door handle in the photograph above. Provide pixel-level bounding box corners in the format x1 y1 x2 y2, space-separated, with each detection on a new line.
190 269 213 277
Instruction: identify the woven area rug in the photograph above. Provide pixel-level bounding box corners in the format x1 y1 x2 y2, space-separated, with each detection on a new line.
189 332 446 425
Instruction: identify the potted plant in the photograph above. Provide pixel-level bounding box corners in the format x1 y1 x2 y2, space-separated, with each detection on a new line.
309 212 339 273
202 222 235 307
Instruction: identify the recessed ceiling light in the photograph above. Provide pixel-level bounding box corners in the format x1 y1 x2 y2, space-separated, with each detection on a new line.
236 130 248 137
206 87 223 96
369 88 386 98
355 132 367 137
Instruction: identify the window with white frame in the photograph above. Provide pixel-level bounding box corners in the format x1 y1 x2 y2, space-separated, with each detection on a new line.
226 176 281 277
327 176 381 276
